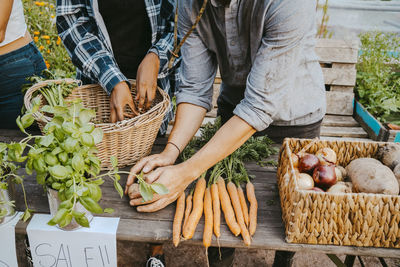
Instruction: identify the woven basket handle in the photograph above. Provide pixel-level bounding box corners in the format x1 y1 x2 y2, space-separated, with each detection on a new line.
168 0 209 69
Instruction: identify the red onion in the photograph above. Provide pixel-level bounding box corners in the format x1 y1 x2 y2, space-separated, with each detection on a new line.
313 164 337 190
299 154 319 174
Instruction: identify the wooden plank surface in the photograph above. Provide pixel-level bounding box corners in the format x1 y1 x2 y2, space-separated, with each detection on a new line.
11 138 400 259
321 64 357 86
322 115 359 127
316 39 359 64
321 126 368 138
326 91 354 115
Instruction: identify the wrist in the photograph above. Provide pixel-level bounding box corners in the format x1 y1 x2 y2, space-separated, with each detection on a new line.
162 143 180 162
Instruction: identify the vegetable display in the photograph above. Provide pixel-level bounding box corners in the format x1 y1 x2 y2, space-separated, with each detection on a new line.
292 141 400 195
171 118 277 248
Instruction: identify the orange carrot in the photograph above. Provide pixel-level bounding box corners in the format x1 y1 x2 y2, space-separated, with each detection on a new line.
210 183 220 238
173 192 185 247
227 181 251 246
183 192 193 230
237 186 249 227
183 176 206 239
217 177 240 236
203 187 213 248
246 181 258 236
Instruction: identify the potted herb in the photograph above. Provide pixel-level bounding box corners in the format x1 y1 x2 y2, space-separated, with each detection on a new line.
0 143 32 224
14 98 123 230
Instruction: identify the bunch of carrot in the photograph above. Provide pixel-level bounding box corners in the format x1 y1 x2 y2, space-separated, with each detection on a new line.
172 157 258 249
173 117 276 249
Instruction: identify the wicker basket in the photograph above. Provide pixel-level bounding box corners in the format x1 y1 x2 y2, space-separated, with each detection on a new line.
277 138 400 248
24 79 170 169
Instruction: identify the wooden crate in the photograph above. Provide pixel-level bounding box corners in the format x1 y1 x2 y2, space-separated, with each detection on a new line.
316 39 359 116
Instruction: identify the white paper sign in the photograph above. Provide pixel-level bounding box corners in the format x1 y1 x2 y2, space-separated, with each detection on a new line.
0 212 22 267
27 214 119 267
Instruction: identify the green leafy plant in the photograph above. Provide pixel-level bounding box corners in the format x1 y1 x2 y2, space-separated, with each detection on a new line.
0 143 32 222
356 31 400 125
135 171 169 202
12 98 123 228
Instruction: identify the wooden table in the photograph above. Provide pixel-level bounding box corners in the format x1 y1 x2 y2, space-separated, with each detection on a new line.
12 138 400 266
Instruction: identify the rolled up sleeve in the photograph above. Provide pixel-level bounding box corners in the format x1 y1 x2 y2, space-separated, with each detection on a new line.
233 1 313 131
175 4 217 111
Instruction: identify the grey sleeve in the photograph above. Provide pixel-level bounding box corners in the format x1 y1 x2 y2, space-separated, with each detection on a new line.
175 5 217 111
233 0 316 131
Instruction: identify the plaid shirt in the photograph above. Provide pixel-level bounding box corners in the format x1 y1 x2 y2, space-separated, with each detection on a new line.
56 0 179 134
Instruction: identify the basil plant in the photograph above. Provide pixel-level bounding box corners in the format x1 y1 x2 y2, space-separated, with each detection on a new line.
13 98 123 228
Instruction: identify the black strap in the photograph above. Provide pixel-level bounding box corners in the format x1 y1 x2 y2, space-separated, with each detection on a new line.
168 0 209 69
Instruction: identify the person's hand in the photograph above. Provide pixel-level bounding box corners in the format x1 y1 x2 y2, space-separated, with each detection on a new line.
128 164 194 212
110 81 138 122
124 145 180 194
136 52 160 110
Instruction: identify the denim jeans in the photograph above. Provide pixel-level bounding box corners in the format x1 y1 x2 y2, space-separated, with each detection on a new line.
0 42 46 129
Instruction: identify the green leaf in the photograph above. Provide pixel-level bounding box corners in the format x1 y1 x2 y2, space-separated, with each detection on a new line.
59 213 73 228
91 128 103 144
0 143 7 154
53 106 69 115
72 154 84 172
39 134 55 147
81 124 95 133
48 165 69 180
41 105 54 114
79 109 96 124
79 196 103 214
59 200 73 209
45 153 59 166
139 182 153 202
114 181 123 198
110 156 118 168
21 113 34 129
16 116 27 133
104 208 114 214
36 172 47 185
62 121 78 135
49 208 68 224
22 209 32 222
75 214 90 228
87 184 102 202
51 147 63 155
72 210 85 218
150 183 169 195
63 137 78 153
81 133 94 147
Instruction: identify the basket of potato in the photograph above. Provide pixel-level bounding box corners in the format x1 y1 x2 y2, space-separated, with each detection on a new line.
277 138 400 248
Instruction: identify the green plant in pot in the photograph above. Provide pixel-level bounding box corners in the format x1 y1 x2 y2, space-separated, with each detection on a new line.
0 143 32 223
15 97 123 230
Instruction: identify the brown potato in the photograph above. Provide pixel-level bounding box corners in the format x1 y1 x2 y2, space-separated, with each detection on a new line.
346 158 399 195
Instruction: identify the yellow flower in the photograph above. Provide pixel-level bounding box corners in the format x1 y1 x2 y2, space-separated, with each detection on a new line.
50 4 55 8
46 40 50 45
33 31 40 35
51 15 55 19
47 49 51 54
42 35 50 40
39 45 44 51
34 1 41 6
34 36 39 43
45 61 50 69
56 36 61 45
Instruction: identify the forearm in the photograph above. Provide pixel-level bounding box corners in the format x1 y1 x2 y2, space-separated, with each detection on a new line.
165 103 207 157
0 0 13 42
180 115 256 180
